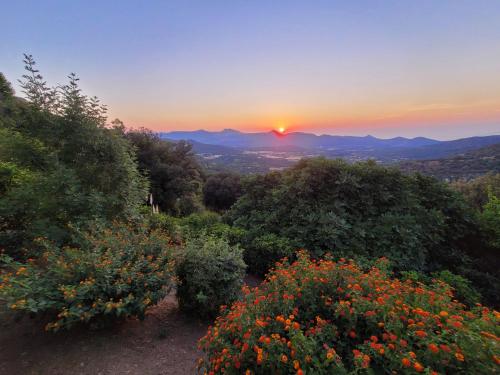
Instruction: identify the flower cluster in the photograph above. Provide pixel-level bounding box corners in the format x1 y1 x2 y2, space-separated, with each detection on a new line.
0 223 174 331
199 251 499 374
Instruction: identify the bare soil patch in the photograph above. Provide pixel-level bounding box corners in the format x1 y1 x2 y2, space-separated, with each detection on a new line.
0 292 207 375
0 275 264 375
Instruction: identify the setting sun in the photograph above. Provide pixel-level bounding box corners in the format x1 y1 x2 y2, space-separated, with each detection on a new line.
278 126 286 134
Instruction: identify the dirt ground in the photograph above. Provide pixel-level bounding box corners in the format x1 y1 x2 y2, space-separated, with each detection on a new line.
0 275 263 375
0 292 207 375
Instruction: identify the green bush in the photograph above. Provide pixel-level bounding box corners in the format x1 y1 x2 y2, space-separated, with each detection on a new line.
147 211 241 243
401 270 482 307
176 234 246 318
0 223 174 331
479 191 500 249
432 270 481 306
178 211 223 235
227 158 498 302
239 231 295 275
147 212 183 242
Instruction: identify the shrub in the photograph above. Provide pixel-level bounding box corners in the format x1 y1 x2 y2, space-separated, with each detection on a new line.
178 211 224 235
0 223 174 331
227 158 498 303
479 191 500 249
176 234 246 318
147 212 183 242
199 252 500 374
401 270 482 307
240 231 295 275
432 270 481 307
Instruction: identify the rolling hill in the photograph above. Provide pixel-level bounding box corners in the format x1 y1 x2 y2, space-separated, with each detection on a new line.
160 130 500 174
398 143 500 180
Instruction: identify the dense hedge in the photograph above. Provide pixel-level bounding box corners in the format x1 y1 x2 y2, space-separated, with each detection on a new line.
199 252 500 374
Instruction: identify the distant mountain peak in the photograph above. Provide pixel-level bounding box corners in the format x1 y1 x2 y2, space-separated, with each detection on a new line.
221 128 241 133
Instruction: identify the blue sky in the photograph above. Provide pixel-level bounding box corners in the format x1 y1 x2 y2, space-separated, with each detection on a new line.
1 0 500 139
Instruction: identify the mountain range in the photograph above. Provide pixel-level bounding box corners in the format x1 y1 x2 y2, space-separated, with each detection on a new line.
161 129 441 150
159 129 500 175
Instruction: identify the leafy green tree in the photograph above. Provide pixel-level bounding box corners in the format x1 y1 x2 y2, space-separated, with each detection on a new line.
0 72 14 99
0 56 148 256
203 172 242 211
227 158 497 303
450 173 500 211
126 128 204 215
479 191 500 248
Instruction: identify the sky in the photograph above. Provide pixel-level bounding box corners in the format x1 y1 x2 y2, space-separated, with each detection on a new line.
1 0 500 139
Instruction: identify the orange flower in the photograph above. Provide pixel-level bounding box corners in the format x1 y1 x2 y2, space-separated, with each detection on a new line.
439 311 448 317
439 344 451 353
428 343 439 354
255 318 268 328
281 354 288 363
362 354 371 368
402 358 411 367
455 352 464 362
326 351 335 360
415 330 427 338
414 362 424 372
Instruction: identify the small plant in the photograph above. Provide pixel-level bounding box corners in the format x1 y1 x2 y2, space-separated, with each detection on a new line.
0 222 174 331
176 234 246 318
199 251 500 374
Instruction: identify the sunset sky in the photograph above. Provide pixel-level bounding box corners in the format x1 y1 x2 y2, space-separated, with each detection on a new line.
2 0 500 139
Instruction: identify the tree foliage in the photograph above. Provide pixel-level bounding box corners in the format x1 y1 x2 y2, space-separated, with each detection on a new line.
125 128 204 216
0 56 148 256
227 158 498 304
450 173 500 211
203 172 242 211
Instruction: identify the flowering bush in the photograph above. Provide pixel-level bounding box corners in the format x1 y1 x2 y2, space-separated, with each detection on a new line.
176 234 246 318
0 223 174 331
199 252 499 374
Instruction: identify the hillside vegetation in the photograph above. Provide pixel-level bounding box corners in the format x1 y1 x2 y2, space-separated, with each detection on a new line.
1 58 499 374
399 143 500 180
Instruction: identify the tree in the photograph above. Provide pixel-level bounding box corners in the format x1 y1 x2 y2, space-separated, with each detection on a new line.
125 129 204 215
227 158 497 304
450 173 500 211
479 191 500 248
0 57 148 257
0 72 14 99
203 172 242 211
